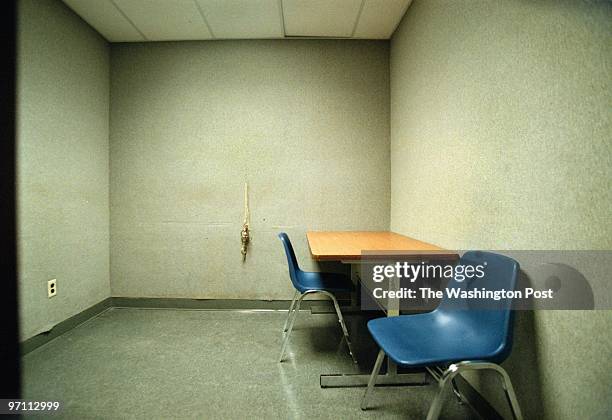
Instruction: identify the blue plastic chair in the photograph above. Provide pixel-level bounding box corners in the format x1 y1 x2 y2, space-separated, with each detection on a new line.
361 251 523 420
277 233 357 363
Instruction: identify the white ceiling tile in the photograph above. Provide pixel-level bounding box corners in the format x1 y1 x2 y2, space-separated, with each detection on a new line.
196 0 282 39
113 0 213 41
354 0 411 39
282 0 363 38
63 0 411 41
63 0 145 42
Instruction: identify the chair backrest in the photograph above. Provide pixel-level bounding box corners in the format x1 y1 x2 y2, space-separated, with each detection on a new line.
278 233 301 289
438 251 520 362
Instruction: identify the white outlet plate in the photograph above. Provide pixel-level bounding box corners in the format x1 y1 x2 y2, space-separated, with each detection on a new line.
47 279 57 298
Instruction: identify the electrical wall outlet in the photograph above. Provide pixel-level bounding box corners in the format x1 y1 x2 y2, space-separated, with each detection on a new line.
47 279 57 298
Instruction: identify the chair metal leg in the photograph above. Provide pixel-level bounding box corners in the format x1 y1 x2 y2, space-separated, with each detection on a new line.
279 289 363 365
451 378 464 404
282 290 299 333
361 349 385 410
426 361 523 420
323 291 358 364
426 367 453 420
285 297 301 333
279 292 308 362
496 364 523 420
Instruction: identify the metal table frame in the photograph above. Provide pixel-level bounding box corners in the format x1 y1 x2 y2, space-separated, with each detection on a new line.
319 262 428 388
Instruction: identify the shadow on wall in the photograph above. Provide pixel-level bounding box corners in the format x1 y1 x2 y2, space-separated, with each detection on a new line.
468 270 544 419
505 309 544 419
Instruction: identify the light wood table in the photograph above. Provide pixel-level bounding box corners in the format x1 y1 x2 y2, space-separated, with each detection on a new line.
307 231 457 262
306 231 458 388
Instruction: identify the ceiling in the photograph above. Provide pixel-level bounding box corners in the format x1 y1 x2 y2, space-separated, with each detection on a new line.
62 0 413 42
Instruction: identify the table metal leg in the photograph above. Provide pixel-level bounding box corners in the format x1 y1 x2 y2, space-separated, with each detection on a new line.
321 338 427 389
320 370 427 387
320 262 428 388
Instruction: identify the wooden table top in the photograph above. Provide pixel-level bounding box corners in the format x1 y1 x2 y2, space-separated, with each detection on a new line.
306 231 458 261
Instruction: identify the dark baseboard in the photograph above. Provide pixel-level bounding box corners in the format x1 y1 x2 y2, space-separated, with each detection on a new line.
20 298 332 354
111 297 336 310
20 297 112 355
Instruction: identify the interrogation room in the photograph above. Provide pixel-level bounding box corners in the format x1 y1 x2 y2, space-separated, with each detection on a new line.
7 0 611 419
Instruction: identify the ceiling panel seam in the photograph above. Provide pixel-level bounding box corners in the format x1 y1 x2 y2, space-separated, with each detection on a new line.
351 0 367 38
193 0 216 39
277 0 286 37
109 0 148 41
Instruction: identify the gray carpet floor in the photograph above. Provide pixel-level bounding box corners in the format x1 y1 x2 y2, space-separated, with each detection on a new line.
22 308 478 419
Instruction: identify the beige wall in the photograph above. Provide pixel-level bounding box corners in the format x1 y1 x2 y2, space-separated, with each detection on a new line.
18 2 611 415
110 40 390 299
390 0 611 418
17 0 110 340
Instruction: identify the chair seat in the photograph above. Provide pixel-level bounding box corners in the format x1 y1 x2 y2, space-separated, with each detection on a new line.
367 311 508 367
296 271 354 294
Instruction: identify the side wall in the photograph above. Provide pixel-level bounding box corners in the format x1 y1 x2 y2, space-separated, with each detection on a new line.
390 0 611 418
110 40 390 299
17 0 111 340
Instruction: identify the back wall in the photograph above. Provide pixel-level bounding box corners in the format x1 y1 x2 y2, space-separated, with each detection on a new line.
110 40 390 299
